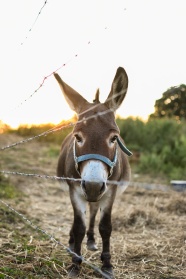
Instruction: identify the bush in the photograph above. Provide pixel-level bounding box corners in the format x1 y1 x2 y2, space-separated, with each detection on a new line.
8 122 73 145
144 118 181 153
117 117 186 181
117 117 145 151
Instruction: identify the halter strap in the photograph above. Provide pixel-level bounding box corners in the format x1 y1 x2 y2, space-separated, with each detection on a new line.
73 140 117 177
77 152 117 169
117 137 133 156
73 137 132 177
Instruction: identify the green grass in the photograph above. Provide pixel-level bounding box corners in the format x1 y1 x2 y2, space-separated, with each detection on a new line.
0 174 22 199
0 204 71 279
46 145 60 158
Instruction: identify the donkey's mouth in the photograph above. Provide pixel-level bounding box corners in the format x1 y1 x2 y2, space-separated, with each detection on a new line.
86 198 99 202
81 180 107 202
84 195 104 203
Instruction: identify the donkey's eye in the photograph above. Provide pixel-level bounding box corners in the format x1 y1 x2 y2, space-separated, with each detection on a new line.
75 134 82 143
110 135 118 143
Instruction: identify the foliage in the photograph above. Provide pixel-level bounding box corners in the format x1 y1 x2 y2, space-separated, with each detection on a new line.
150 84 186 120
117 117 186 181
8 122 73 144
117 117 145 151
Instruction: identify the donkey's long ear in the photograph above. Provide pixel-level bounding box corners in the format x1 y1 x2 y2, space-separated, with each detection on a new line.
54 73 88 114
104 67 128 112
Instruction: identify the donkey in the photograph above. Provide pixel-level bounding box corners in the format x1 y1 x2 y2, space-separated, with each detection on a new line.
54 67 132 278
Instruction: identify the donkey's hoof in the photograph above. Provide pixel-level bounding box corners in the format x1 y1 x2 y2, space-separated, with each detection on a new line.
87 240 98 251
101 267 115 279
68 264 80 278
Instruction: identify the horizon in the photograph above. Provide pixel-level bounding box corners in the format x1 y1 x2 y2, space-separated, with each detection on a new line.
0 113 148 131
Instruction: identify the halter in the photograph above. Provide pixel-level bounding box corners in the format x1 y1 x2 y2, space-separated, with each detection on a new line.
73 137 132 177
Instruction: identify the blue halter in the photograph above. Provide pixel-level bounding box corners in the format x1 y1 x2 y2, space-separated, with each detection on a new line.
73 137 132 177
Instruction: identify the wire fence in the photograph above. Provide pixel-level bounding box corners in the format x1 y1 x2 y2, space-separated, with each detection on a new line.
0 170 170 191
4 3 126 118
11 54 79 112
21 0 48 46
11 35 98 113
0 4 173 277
0 121 73 150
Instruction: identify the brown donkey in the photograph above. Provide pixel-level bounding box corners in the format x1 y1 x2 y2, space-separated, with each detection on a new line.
54 67 132 278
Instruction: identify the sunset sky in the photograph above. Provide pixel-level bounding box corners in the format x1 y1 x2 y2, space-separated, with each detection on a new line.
0 0 186 127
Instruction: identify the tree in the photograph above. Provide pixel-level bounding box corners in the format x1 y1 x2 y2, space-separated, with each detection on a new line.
150 84 186 120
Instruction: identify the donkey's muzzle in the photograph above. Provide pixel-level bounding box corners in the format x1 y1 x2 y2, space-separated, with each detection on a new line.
81 180 106 202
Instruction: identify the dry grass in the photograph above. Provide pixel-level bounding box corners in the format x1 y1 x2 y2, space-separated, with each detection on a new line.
0 133 185 278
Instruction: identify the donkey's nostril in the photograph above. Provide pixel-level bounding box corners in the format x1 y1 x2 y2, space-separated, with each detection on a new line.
100 182 106 194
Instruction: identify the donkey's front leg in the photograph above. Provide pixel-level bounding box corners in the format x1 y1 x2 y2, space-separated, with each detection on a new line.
87 202 99 251
99 192 116 279
68 189 86 278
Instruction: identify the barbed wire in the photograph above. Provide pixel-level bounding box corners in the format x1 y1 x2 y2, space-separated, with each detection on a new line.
11 36 98 112
0 170 170 191
21 0 48 46
7 21 109 113
0 199 111 279
4 5 127 122
0 5 149 277
12 54 80 111
9 2 128 113
0 170 81 183
0 121 73 151
0 169 172 278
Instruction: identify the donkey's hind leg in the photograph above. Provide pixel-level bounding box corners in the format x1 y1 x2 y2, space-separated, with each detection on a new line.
87 202 99 251
68 227 75 251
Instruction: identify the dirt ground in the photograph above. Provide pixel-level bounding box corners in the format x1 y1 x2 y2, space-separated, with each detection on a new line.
0 134 186 279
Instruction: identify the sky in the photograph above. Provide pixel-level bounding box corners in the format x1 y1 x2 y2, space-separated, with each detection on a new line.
0 0 186 128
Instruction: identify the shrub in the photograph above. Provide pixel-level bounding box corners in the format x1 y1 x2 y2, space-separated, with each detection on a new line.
117 117 145 152
117 117 186 180
8 122 73 145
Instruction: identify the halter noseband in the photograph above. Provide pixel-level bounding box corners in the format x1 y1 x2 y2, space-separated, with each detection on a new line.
73 137 132 177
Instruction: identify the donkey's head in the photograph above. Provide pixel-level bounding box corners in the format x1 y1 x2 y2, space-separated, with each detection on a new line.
54 67 129 202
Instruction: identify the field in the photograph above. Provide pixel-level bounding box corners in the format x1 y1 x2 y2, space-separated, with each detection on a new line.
0 133 185 278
